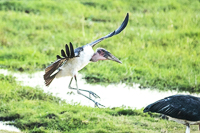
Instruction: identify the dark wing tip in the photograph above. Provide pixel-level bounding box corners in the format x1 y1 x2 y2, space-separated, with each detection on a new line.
61 49 66 57
89 13 129 47
108 13 129 37
44 72 57 86
57 55 61 59
114 12 129 35
69 42 75 57
65 44 70 57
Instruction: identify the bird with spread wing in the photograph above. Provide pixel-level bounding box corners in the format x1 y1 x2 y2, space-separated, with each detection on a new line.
44 13 129 107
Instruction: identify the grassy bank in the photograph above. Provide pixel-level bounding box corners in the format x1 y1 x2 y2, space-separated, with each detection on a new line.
0 0 200 92
1 74 200 133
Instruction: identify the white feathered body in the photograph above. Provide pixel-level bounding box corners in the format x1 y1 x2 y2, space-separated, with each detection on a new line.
56 45 94 78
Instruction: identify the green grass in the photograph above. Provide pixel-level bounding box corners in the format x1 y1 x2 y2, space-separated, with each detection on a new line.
1 1 200 132
0 1 200 92
1 74 200 133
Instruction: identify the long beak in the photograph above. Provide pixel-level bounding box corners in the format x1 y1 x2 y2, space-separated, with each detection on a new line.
105 52 122 64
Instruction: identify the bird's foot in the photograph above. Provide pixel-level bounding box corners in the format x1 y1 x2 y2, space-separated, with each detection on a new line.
94 101 105 108
88 91 100 99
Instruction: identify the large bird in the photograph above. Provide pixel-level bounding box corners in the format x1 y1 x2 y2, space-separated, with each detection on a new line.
143 95 200 133
44 13 129 107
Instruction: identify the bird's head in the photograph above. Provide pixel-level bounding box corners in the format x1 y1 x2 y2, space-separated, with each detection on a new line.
90 48 122 64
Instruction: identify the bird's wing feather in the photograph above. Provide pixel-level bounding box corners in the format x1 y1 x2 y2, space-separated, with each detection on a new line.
87 13 129 47
65 44 70 57
61 49 67 58
44 70 59 86
143 95 200 121
44 43 78 86
44 58 67 79
70 42 75 57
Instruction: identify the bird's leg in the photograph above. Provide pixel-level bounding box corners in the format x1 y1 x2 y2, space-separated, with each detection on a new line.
68 77 100 99
68 76 104 108
185 123 190 133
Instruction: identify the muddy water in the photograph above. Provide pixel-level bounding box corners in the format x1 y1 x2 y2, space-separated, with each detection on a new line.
1 69 197 109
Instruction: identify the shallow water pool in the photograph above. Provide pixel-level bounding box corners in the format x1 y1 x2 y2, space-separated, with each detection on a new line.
1 69 197 109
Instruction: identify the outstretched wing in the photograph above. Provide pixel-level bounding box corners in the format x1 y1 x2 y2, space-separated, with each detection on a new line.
87 13 129 47
44 43 76 86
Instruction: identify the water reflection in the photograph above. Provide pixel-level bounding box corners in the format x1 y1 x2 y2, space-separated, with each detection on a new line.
0 69 197 109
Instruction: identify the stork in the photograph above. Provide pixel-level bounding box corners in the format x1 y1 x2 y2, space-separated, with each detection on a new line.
44 13 129 107
143 95 200 133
